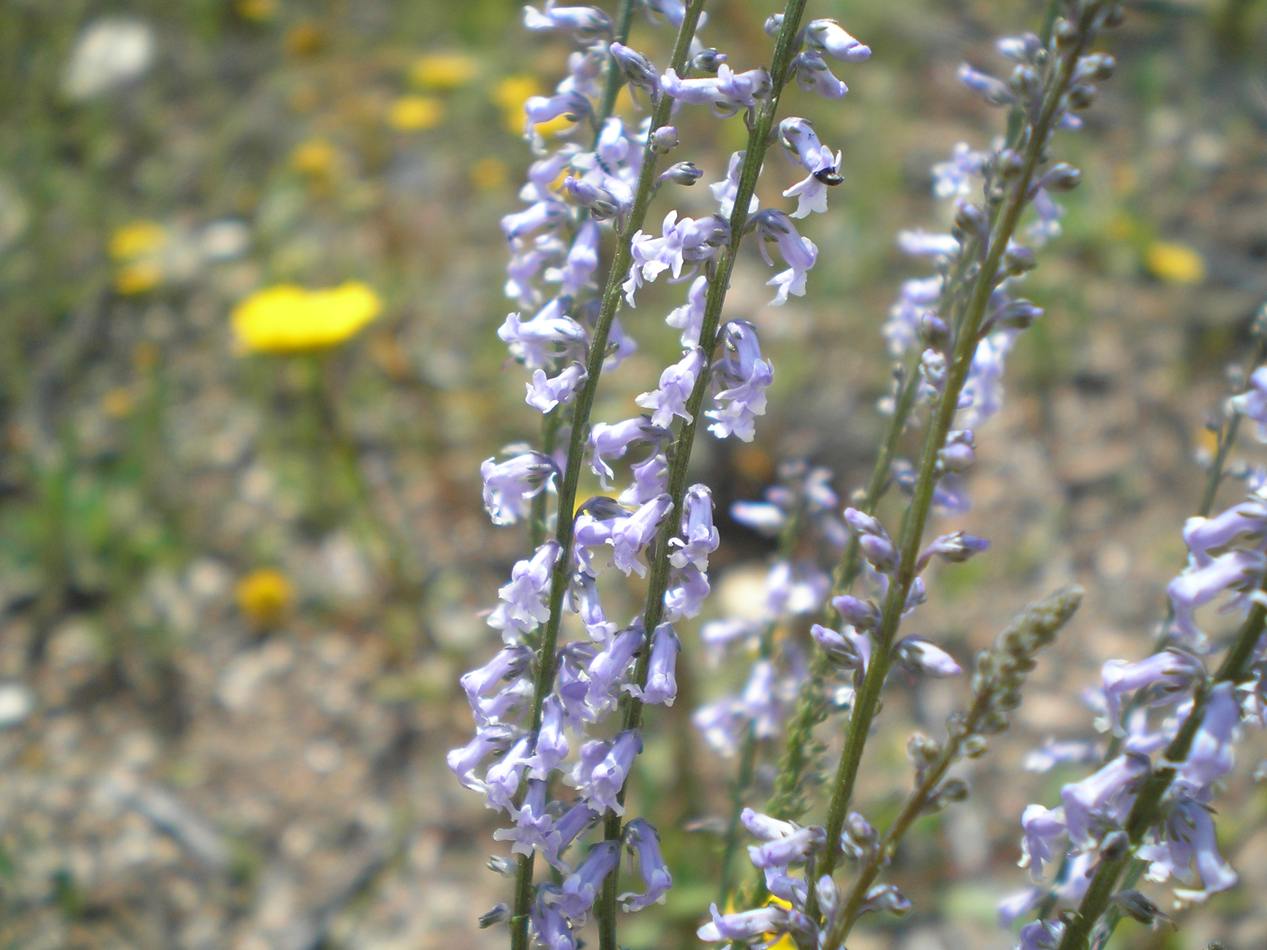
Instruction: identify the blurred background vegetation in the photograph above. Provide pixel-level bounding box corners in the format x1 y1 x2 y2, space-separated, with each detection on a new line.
1 0 1266 947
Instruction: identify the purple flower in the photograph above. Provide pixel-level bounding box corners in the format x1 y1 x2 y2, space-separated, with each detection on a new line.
668 484 718 571
916 530 989 569
1018 919 1065 950
624 211 727 304
488 541 560 640
493 778 557 858
844 507 898 573
522 3 612 39
1168 548 1267 649
609 493 674 577
958 63 1014 106
665 274 708 346
529 694 571 778
731 499 785 535
764 561 830 617
1018 803 1066 880
484 735 534 812
660 64 771 116
805 18 872 62
1100 649 1204 736
527 361 588 413
779 117 843 218
895 636 962 677
589 417 668 488
1061 752 1149 846
1180 681 1241 789
1181 494 1267 564
499 304 586 369
931 142 988 199
635 347 705 427
584 730 643 815
897 228 960 258
791 50 848 99
555 840 621 920
531 886 577 949
523 91 590 135
618 452 669 507
461 646 531 707
502 200 567 242
752 210 819 305
1139 796 1238 903
707 321 773 441
608 42 660 98
746 824 826 869
1228 366 1267 439
811 622 871 671
709 150 759 218
447 725 513 791
663 562 711 619
697 903 791 942
624 622 679 706
481 451 557 525
619 818 673 911
585 626 644 714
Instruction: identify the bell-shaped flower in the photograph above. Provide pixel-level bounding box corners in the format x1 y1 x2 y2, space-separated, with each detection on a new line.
555 840 621 920
624 622 679 706
1017 804 1066 881
665 274 709 346
498 301 586 369
585 625 644 715
791 50 847 99
481 451 557 526
522 3 612 39
488 541 560 641
618 452 669 507
805 18 872 61
635 347 705 427
1061 752 1149 846
659 64 771 116
709 150 759 218
706 320 773 441
527 361 588 414
609 493 674 577
752 210 818 305
668 484 719 571
588 417 668 488
618 819 673 911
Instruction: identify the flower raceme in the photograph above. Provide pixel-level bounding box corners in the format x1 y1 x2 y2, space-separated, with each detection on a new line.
451 3 871 947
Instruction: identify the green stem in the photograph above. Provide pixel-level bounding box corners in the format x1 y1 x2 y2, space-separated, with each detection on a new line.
815 10 1102 890
765 354 922 822
595 4 812 946
508 5 707 947
1055 592 1267 950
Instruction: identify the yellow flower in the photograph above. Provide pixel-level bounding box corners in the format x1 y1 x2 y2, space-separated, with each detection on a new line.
109 220 166 260
388 95 444 132
410 51 478 90
101 387 135 419
114 260 162 295
469 157 509 190
232 282 383 354
492 74 575 138
1145 241 1206 285
234 0 277 21
290 138 337 178
236 569 293 628
285 22 326 58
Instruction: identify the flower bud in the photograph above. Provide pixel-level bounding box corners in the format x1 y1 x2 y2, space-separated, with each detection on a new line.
691 47 726 73
1113 890 1170 927
479 904 510 928
1004 245 1037 275
658 161 704 186
651 125 679 153
1067 82 1097 110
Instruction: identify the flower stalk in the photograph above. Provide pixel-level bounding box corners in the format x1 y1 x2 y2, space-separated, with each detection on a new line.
814 3 1108 889
507 5 708 946
594 3 813 945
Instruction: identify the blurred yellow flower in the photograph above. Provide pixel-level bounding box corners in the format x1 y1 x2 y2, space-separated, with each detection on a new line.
388 95 443 132
236 568 293 628
234 0 277 21
410 51 478 90
290 138 337 178
284 22 326 58
232 282 383 354
469 157 509 190
101 386 135 419
115 260 162 295
1145 241 1206 285
109 219 165 260
492 74 574 138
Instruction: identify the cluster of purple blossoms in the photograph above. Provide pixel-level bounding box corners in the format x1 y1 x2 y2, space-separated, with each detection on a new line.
694 462 844 757
453 3 870 946
709 4 1124 945
1004 369 1267 948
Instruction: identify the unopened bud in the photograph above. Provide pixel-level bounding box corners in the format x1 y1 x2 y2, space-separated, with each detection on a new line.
650 125 679 153
479 903 510 928
658 161 703 187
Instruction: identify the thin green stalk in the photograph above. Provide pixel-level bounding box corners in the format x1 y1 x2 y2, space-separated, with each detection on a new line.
765 354 922 821
594 4 811 946
508 5 708 946
1055 591 1267 950
814 10 1103 889
823 588 1083 947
